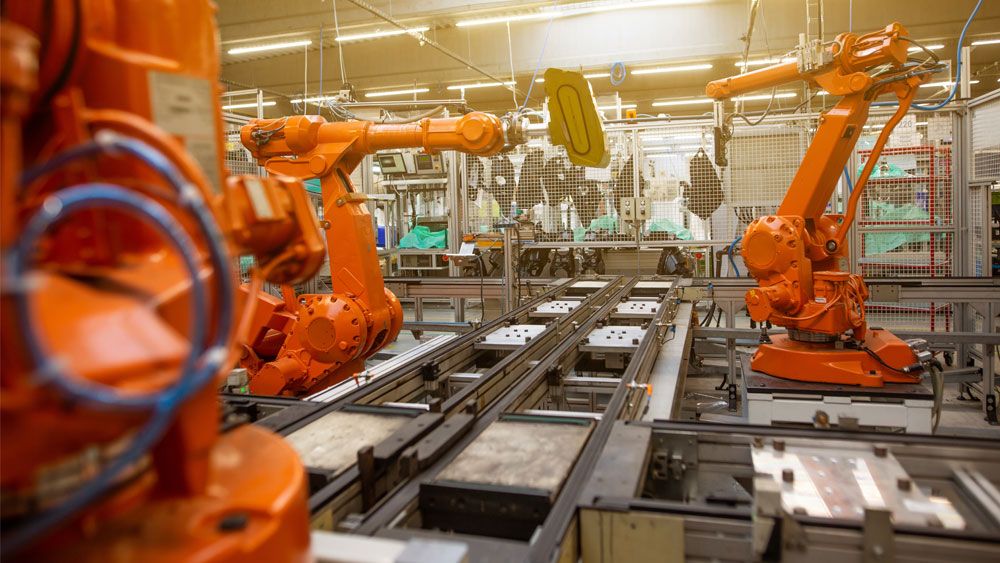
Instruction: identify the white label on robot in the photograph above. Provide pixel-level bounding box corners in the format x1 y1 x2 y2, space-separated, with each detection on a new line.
244 177 275 220
148 71 223 193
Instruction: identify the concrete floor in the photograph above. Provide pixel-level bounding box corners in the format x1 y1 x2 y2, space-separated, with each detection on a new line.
383 302 1000 438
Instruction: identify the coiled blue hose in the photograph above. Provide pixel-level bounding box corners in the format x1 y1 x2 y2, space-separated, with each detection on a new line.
12 185 207 409
3 133 236 556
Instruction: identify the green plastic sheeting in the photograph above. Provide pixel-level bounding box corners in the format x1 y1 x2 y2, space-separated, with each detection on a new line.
589 215 618 232
859 161 908 179
399 225 447 249
864 200 930 254
648 218 693 240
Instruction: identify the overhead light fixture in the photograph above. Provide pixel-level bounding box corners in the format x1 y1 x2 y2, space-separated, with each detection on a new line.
907 43 944 53
228 39 312 55
597 103 637 110
734 92 797 101
651 97 714 107
222 101 277 110
446 81 516 91
920 80 980 88
365 87 430 98
456 0 702 28
457 13 552 27
290 95 334 104
971 38 1000 46
632 63 713 76
534 71 610 84
336 27 430 42
733 57 796 68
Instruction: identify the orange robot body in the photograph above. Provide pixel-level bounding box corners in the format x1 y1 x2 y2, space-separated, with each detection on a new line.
2 1 318 559
707 23 935 387
238 112 516 396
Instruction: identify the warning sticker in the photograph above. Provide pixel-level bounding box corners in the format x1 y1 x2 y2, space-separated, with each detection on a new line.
148 71 222 193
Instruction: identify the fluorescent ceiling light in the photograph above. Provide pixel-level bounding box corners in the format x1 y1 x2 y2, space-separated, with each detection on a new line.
632 63 713 75
222 101 277 110
336 27 429 42
733 57 795 68
920 80 980 88
456 0 700 28
734 92 797 101
365 87 430 98
651 97 714 107
971 38 1000 46
457 13 552 27
597 103 637 110
907 43 944 53
290 95 334 104
535 71 611 84
446 81 516 90
228 39 312 55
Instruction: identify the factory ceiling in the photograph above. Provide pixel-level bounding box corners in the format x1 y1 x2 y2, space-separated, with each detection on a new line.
218 0 1000 118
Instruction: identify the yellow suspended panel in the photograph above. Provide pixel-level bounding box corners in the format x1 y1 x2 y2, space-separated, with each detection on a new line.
544 68 610 168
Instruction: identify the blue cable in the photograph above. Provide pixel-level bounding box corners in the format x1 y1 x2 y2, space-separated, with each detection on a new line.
728 235 742 277
843 165 854 192
3 185 206 556
11 185 206 409
4 134 237 556
874 0 982 111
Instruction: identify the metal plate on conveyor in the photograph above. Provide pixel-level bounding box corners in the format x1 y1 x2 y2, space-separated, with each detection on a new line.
475 324 547 351
285 411 409 473
571 280 608 289
632 279 676 297
435 420 593 493
611 299 662 319
567 279 609 296
752 443 965 528
529 300 582 318
579 325 648 353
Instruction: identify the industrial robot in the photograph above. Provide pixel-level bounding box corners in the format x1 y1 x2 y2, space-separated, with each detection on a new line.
1 0 322 559
706 23 940 386
237 108 531 396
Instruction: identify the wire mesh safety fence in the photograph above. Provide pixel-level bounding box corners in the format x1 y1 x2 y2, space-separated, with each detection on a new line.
462 117 820 246
969 183 988 278
970 92 1000 183
851 110 958 332
460 113 834 278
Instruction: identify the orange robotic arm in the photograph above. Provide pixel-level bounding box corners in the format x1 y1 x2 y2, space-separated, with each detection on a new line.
1 1 320 559
706 23 938 386
236 112 520 396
